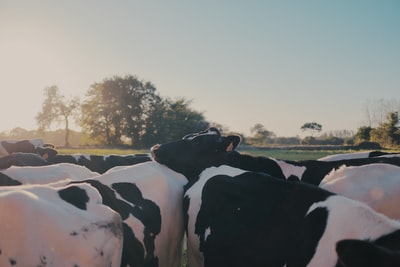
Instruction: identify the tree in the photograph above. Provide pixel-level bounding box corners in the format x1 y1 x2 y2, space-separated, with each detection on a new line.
370 112 400 147
36 86 80 146
354 126 373 144
81 75 162 147
363 98 400 128
300 122 322 136
357 111 400 148
301 136 316 145
385 112 400 145
141 98 209 147
0 127 33 140
249 123 275 145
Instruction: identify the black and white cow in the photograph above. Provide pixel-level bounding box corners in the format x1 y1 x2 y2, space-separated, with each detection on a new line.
48 153 152 174
0 139 56 158
0 152 50 169
243 152 400 185
0 151 151 174
0 139 43 155
319 163 400 220
151 129 400 267
69 161 188 267
0 161 188 267
0 182 123 267
151 127 400 185
318 150 400 161
150 127 400 220
185 165 400 267
0 163 99 186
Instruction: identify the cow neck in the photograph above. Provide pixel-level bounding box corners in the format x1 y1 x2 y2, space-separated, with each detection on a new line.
225 151 286 179
374 229 400 251
182 152 236 192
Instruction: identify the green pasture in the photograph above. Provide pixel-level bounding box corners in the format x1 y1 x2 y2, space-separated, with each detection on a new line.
57 147 365 161
237 148 352 161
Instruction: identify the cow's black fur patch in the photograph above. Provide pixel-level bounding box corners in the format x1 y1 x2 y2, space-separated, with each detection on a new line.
58 186 90 210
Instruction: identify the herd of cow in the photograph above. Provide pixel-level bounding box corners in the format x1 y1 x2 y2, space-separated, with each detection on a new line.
1 129 400 266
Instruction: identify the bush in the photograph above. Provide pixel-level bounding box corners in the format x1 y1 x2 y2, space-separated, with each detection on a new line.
356 141 381 150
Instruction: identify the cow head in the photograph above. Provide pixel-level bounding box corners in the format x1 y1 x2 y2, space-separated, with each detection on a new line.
36 146 58 160
151 127 241 180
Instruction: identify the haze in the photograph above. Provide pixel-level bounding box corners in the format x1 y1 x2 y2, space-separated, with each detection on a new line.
1 1 399 137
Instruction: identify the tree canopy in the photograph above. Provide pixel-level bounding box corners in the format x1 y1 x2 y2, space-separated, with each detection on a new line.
300 122 322 136
36 85 80 146
141 98 209 147
370 112 400 147
81 75 161 147
80 75 209 148
247 123 276 145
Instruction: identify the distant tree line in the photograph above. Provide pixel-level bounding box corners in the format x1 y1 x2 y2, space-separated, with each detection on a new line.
0 127 88 147
2 76 399 149
246 109 400 149
245 123 356 147
355 112 400 148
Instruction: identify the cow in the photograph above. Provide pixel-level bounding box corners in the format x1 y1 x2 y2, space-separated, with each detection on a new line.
48 153 152 174
69 161 188 267
35 145 58 159
0 152 50 169
0 163 99 186
0 182 123 267
319 163 400 219
275 155 400 185
0 160 188 267
151 136 400 266
151 127 400 185
318 150 400 161
149 128 400 219
0 139 57 158
0 139 44 155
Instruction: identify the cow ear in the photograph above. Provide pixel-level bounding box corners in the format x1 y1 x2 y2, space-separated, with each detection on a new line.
220 135 241 152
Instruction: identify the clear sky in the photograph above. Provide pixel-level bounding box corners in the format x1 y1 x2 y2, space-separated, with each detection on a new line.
1 1 399 137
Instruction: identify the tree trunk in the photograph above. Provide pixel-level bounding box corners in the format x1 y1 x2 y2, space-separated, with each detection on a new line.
64 116 70 147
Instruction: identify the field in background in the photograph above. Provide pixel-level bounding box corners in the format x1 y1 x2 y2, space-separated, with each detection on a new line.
56 147 367 161
237 148 353 161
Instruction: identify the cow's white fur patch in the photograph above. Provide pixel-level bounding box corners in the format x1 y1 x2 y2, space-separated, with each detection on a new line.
273 159 307 180
320 163 400 219
0 183 123 267
1 163 99 184
306 195 400 267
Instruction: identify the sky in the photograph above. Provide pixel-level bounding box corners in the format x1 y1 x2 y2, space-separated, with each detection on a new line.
1 1 399 137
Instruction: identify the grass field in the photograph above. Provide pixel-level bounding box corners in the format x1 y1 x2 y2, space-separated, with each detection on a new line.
236 148 354 161
57 146 365 161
